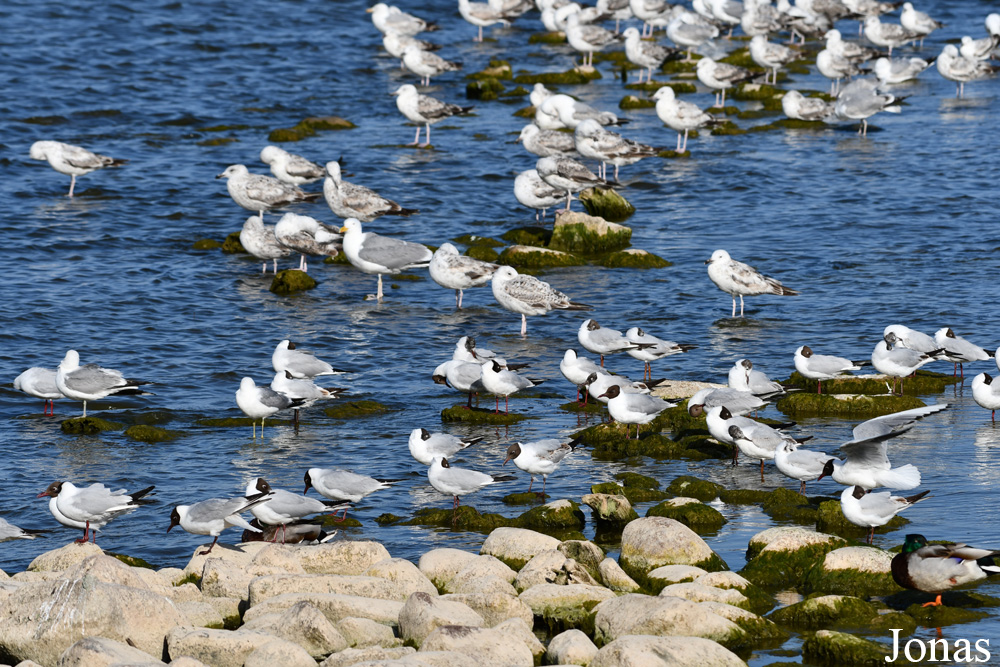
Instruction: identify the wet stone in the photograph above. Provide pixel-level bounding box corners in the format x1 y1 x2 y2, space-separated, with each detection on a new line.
324 400 393 419
777 392 928 419
60 416 125 434
125 424 182 442
576 189 635 224
269 269 317 294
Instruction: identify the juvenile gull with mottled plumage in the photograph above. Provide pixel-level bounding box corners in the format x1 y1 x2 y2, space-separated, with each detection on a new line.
705 249 798 317
491 266 592 335
429 243 499 308
323 162 417 222
217 165 318 220
393 84 474 146
260 146 325 185
29 141 126 197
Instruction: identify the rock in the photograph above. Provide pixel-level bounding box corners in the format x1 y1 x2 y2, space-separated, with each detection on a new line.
514 550 601 592
659 583 751 610
694 571 775 616
335 616 400 648
592 595 745 647
465 245 500 263
319 646 416 667
323 400 394 420
165 628 276 667
494 617 545 662
439 406 531 425
646 498 727 532
776 392 928 419
297 541 392 575
664 476 723 501
176 601 225 628
547 629 599 666
816 499 909 539
57 637 165 666
647 564 708 592
559 541 605 579
203 596 242 629
598 558 640 593
420 626 534 667
445 574 517 598
240 601 349 657
248 573 409 606
698 601 785 642
515 498 586 532
768 594 882 629
803 546 903 597
581 494 639 523
60 416 124 434
802 629 892 666
443 556 516 593
619 517 728 587
201 559 283 602
183 542 270 576
498 244 583 269
124 424 181 442
243 639 315 667
740 527 846 589
419 549 479 591
619 95 655 110
268 116 355 142
441 591 534 627
269 269 317 294
251 544 306 572
595 248 671 269
513 68 600 85
365 558 438 598
221 231 246 253
549 210 632 252
518 583 616 634
397 592 484 647
27 543 104 572
481 527 560 570
590 635 747 667
167 658 211 667
242 592 403 628
575 189 635 224
781 369 957 396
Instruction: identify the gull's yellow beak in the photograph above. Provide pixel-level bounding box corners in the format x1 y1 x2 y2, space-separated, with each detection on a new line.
339 226 348 233
365 6 374 12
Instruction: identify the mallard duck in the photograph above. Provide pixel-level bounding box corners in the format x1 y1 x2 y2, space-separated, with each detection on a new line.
891 534 1000 607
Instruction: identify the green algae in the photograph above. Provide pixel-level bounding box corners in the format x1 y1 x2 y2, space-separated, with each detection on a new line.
550 217 632 254
318 516 363 528
657 149 691 159
500 85 529 98
124 424 181 443
781 370 959 395
904 603 989 627
324 253 350 265
501 226 551 246
646 500 727 532
270 269 318 294
323 400 393 419
109 553 156 569
816 500 910 540
513 105 536 118
718 48 759 70
742 540 847 590
761 488 820 525
466 59 512 81
466 78 504 101
591 482 669 504
192 238 222 250
222 231 246 254
777 392 927 419
769 595 880 629
61 417 125 435
661 58 698 74
514 68 600 85
710 121 746 136
738 109 777 120
665 476 723 502
802 630 893 666
498 245 584 268
731 82 783 102
464 245 499 262
771 118 829 130
529 31 567 44
402 506 512 532
615 471 660 489
268 116 355 142
441 405 533 424
595 249 671 269
453 234 504 247
719 489 772 504
375 513 403 526
175 573 202 587
576 189 636 223
803 563 902 598
619 95 655 110
589 432 706 461
196 137 238 147
515 500 586 531
559 400 604 415
503 492 549 505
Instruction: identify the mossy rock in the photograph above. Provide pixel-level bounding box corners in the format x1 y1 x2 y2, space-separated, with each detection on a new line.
769 595 880 629
595 248 671 269
268 116 355 142
718 48 760 70
192 238 222 250
402 506 512 533
323 400 393 419
710 121 745 136
665 476 723 502
619 95 655 110
441 405 533 424
588 432 703 461
503 492 549 505
719 489 772 504
375 513 403 526
657 149 691 159
498 245 584 268
61 416 125 434
196 137 238 147
777 392 927 419
646 499 727 532
802 629 894 666
737 109 776 120
559 400 604 414
549 211 632 253
742 540 847 590
466 78 504 101
903 603 990 628
771 118 829 130
453 234 504 247
109 553 156 569
661 59 698 74
513 68 599 85
514 499 586 532
317 516 363 528
269 269 317 294
464 245 500 262
816 500 909 540
718 105 741 116
501 226 551 246
577 188 635 224
731 82 783 102
195 416 293 428
222 231 246 254
124 424 181 443
591 482 669 504
466 59 512 81
324 253 350 265
529 31 567 44
781 370 958 396
760 488 820 525
803 562 902 598
513 105 536 118
500 86 529 98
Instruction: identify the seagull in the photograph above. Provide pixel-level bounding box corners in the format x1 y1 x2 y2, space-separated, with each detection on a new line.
688 388 766 416
340 218 432 302
578 319 641 366
883 325 939 354
383 32 442 63
601 384 674 439
56 350 149 418
429 457 513 521
872 333 942 393
235 377 303 438
368 3 437 35
270 370 344 427
503 438 578 492
598 0 634 31
972 373 1000 423
698 404 796 465
708 0 743 31
304 468 400 503
652 86 716 153
516 124 578 158
409 428 483 465
433 358 486 408
630 0 673 36
491 266 592 336
583 371 653 405
452 336 501 365
429 243 498 308
529 82 555 108
29 141 126 197
402 44 461 86
561 349 604 401
742 0 783 37
481 360 544 413
38 481 154 544
825 28 882 64
696 58 756 108
392 84 473 147
536 156 609 211
874 56 932 84
934 327 991 378
458 0 511 42
0 517 46 542
623 27 679 83
705 249 799 318
625 327 695 382
514 169 566 221
13 367 63 415
565 12 620 67
793 345 866 394
574 119 657 181
774 440 838 494
666 13 719 60
217 165 318 220
899 2 942 46
272 340 345 379
816 48 869 96
259 146 324 185
749 35 798 84
864 16 913 55
168 490 271 555
727 424 783 480
936 45 999 99
892 534 1000 607
960 34 1000 61
323 162 417 223
274 213 341 272
537 94 625 130
834 78 902 136
841 485 929 544
989 12 1000 38
727 359 787 396
240 215 292 274
490 0 534 19
244 478 348 542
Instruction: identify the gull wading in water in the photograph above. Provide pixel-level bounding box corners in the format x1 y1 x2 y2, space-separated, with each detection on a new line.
794 345 866 393
0 517 46 542
623 27 680 83
899 2 942 47
574 119 657 181
402 44 461 86
781 91 834 122
696 58 756 108
272 339 346 379
696 404 796 464
934 327 991 378
560 349 603 402
274 213 341 272
409 428 483 465
667 13 719 61
874 56 933 84
491 266 592 335
652 86 717 153
537 94 625 131
240 215 292 274
503 438 578 493
271 370 345 427
626 327 695 382
960 33 1000 61
705 249 799 317
39 481 155 544
513 168 565 221
774 440 839 494
259 145 325 185
972 373 1000 422
340 219 432 302
383 32 442 65
516 124 578 158
236 377 304 438
536 156 609 211
323 162 417 223
30 141 127 197
936 44 1000 99
217 165 318 221
458 0 511 42
428 457 514 516
393 84 474 146
841 485 929 544
368 3 437 36
892 534 1000 607
578 319 642 367
56 350 150 418
835 78 903 136
168 490 271 555
13 366 64 415
864 16 914 56
432 358 485 408
428 243 499 308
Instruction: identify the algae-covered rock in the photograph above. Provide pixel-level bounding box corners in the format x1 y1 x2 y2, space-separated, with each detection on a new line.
781 370 958 395
665 476 723 502
324 400 393 419
549 210 632 253
466 59 512 80
710 120 745 136
591 479 669 504
502 491 548 505
802 629 893 666
498 244 583 268
501 226 551 246
592 594 746 648
619 517 729 587
777 392 928 419
646 498 727 533
466 78 504 101
465 245 500 262
529 31 567 44
453 234 503 247
402 506 512 533
595 248 672 269
193 238 223 250
769 594 880 629
903 602 988 627
270 269 318 294
741 527 846 589
577 188 636 223
195 416 293 427
696 571 776 616
519 583 616 635
771 118 829 130
268 116 355 142
803 546 903 597
582 493 640 524
590 634 746 667
619 95 655 110
514 499 586 532
658 582 751 611
760 487 820 524
514 67 601 85
816 500 909 539
700 601 786 644
124 424 181 442
440 405 532 424
588 432 720 461
647 564 708 592
482 527 561 570
515 551 601 592
60 416 125 434
222 231 247 254
718 488 772 504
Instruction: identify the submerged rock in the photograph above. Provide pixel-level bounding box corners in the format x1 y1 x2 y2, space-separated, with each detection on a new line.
577 189 635 223
222 231 246 254
777 392 928 419
497 244 584 268
323 400 393 419
529 31 567 44
124 424 181 442
782 370 958 395
60 416 125 434
619 95 655 110
665 476 723 502
515 498 586 532
401 506 512 533
269 269 317 294
465 245 500 262
441 405 533 424
769 594 882 629
466 78 505 101
513 67 601 85
549 210 632 253
595 248 671 269
192 238 223 250
741 527 846 590
268 116 355 142
646 498 727 533
803 546 903 597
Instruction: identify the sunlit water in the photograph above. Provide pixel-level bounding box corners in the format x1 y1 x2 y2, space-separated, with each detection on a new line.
1 0 998 662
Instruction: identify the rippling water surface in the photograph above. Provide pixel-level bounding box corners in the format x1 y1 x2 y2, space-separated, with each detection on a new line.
1 0 999 661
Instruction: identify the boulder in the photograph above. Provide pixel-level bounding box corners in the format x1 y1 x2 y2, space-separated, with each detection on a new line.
559 541 605 579
167 658 211 667
364 558 438 598
420 626 534 667
443 556 516 594
203 596 241 629
481 528 560 570
444 575 517 597
592 594 745 646
418 549 479 591
200 559 287 602
803 546 902 597
57 637 166 666
319 646 416 667
243 639 316 667
518 583 616 634
694 571 775 616
647 565 708 592
27 543 104 572
619 518 728 587
494 617 545 662
547 629 598 666
590 635 746 667
183 542 271 576
335 616 400 648
515 499 586 531
248 573 409 606
165 628 276 667
697 601 785 642
176 601 225 628
664 476 723 502
646 498 727 532
242 592 403 628
440 592 534 627
741 527 845 589
659 583 750 610
514 551 601 592
397 592 484 647
250 544 306 573
768 594 881 629
597 558 640 593
297 541 392 575
240 601 348 657
802 629 892 665
581 494 639 523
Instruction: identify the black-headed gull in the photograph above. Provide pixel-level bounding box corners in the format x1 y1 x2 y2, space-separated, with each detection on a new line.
429 243 498 308
697 405 797 465
392 84 473 146
582 371 652 405
428 457 514 514
13 366 64 416
793 345 865 394
259 145 324 185
600 384 674 439
270 371 344 427
882 325 938 354
841 485 929 544
574 119 656 182
244 478 348 542
688 387 766 416
774 440 839 494
560 349 603 402
217 165 317 221
340 218 432 302
934 327 992 378
0 517 46 542
273 340 345 379
727 359 787 397
56 350 149 418
491 266 592 336
168 490 271 555
872 334 942 393
626 327 695 382
368 3 437 36
433 358 486 408
236 377 303 438
727 423 783 480
972 373 1000 422
240 215 292 274
274 212 342 272
304 468 400 504
324 162 417 223
503 438 578 493
39 481 154 544
578 319 641 367
481 360 544 414
409 428 483 465
29 141 126 197
705 249 799 318
891 534 1000 607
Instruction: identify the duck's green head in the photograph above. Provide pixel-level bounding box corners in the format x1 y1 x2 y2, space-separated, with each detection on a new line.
902 534 928 554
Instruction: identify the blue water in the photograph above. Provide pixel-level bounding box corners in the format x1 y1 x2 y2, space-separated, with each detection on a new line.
1 0 999 661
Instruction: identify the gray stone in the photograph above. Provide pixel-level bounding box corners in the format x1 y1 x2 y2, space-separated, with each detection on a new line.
547 629 599 666
418 549 478 591
243 639 316 667
581 494 639 523
440 592 534 627
336 616 400 648
248 573 409 606
175 601 225 628
514 551 601 593
364 558 438 598
57 637 166 666
619 518 726 585
241 600 349 657
183 542 271 576
481 528 560 570
319 646 416 667
242 592 403 627
26 544 104 572
443 556 516 594
165 628 276 667
397 592 484 647
592 594 745 645
597 558 639 593
659 583 750 609
420 626 533 667
494 617 545 662
590 635 746 667
518 584 616 633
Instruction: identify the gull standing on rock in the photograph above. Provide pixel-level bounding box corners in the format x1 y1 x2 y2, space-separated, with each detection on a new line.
623 27 679 83
428 458 514 517
728 359 787 396
324 162 416 223
516 124 577 158
749 35 798 84
601 384 674 439
56 350 149 418
402 44 461 86
688 389 766 417
13 366 64 415
29 141 126 197
514 169 565 221
168 491 271 555
217 165 317 221
481 360 544 413
835 78 902 136
393 84 473 146
433 358 486 408
936 45 999 99
883 325 938 354
626 327 695 382
503 438 578 493
578 319 641 366
368 3 437 36
409 428 483 465
259 146 324 185
537 94 625 130
934 327 992 378
492 266 592 335
583 371 653 405
274 213 341 272
240 215 291 274
429 243 499 308
794 345 866 394
273 340 345 379
972 373 1000 422
872 332 942 393
536 156 608 211
899 2 942 47
774 440 838 494
340 219 432 302
696 58 756 108
561 349 603 401
864 16 913 55
841 485 929 544
652 86 716 153
574 119 657 181
727 424 782 480
236 377 303 438
458 0 511 42
244 478 347 543
705 249 799 317
39 481 154 544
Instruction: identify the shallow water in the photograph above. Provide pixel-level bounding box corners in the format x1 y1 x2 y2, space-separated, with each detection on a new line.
1 0 999 661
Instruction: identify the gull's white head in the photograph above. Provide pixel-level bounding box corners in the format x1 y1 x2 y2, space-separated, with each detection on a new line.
29 141 55 160
492 265 518 283
239 377 256 391
516 124 539 143
530 83 552 107
435 242 459 256
864 16 880 28
941 44 959 58
750 34 766 47
706 249 731 264
874 57 891 77
369 3 389 19
243 215 264 230
217 164 247 180
535 156 558 176
574 118 603 138
987 13 1000 36
324 161 342 181
401 44 421 57
393 84 418 98
697 57 715 69
60 350 80 370
259 145 284 165
339 218 362 235
563 349 578 362
902 2 913 10
622 27 640 41
652 86 676 102
824 29 841 42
